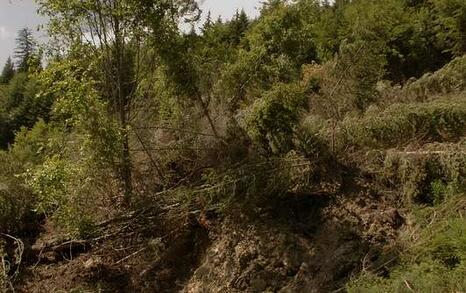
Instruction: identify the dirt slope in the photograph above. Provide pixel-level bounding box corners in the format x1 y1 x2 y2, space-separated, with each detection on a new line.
14 176 404 293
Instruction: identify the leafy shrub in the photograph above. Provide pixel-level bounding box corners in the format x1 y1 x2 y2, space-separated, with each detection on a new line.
430 180 449 206
246 1 318 67
244 82 307 154
36 58 122 169
335 41 385 111
10 119 61 167
381 141 466 203
26 155 100 238
0 152 36 235
302 42 385 120
295 115 332 162
0 119 63 235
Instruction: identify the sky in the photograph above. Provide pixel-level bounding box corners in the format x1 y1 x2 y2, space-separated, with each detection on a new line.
0 0 262 67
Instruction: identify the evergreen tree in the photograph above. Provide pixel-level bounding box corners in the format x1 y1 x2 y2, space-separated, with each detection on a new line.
14 28 37 72
238 9 250 33
203 10 213 32
0 57 15 84
229 9 249 45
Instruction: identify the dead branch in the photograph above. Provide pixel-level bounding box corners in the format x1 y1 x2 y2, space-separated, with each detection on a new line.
1 233 24 283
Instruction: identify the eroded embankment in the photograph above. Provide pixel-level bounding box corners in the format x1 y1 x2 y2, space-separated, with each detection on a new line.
13 174 404 293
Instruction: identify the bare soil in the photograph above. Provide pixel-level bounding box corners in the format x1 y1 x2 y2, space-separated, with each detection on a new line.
13 176 404 293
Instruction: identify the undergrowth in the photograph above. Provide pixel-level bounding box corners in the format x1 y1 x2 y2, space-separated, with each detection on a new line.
348 193 466 293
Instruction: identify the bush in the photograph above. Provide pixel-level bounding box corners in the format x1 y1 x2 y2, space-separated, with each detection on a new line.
26 154 102 238
295 115 332 162
244 82 307 155
340 98 466 149
0 120 62 235
302 42 385 120
0 151 36 235
381 141 466 203
431 0 466 56
348 197 466 293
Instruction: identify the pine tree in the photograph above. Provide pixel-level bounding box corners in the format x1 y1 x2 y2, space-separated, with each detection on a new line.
188 24 197 36
0 57 15 84
203 10 213 31
14 28 37 72
238 9 249 34
229 9 249 45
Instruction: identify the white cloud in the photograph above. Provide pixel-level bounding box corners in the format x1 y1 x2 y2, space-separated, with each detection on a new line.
0 26 12 40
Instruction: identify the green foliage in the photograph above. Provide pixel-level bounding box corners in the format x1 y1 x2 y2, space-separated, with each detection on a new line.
26 155 98 238
311 0 346 62
0 57 15 84
0 119 62 235
36 58 121 168
334 40 385 112
430 179 451 205
13 59 124 237
14 28 40 73
27 155 68 215
0 151 36 235
404 55 466 101
246 1 318 66
340 98 466 149
13 118 116 238
348 195 466 293
0 71 53 148
37 0 203 204
386 146 465 203
213 1 319 112
244 83 307 154
10 119 60 167
301 43 384 120
296 115 332 161
0 127 46 235
431 0 466 56
343 0 449 80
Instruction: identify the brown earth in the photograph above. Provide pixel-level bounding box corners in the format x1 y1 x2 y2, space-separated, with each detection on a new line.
13 177 404 293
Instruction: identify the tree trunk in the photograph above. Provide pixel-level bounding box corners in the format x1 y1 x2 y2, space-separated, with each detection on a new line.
121 117 133 206
197 94 223 143
114 17 133 205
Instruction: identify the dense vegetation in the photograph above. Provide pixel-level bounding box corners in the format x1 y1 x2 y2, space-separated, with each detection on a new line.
0 0 465 292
